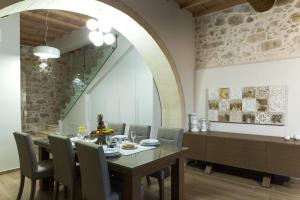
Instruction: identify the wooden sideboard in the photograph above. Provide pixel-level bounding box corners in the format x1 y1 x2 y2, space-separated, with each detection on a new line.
183 131 300 187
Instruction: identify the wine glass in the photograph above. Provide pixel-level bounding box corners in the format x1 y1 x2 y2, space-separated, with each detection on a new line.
130 131 136 144
106 135 112 147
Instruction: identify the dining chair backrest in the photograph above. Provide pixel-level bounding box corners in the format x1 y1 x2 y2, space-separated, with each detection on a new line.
157 128 184 147
107 123 126 135
48 134 76 187
13 132 38 179
75 141 111 200
129 125 151 143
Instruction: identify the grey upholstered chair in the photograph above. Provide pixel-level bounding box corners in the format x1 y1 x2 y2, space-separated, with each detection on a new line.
75 141 120 200
48 134 79 200
147 128 184 200
13 132 54 200
107 123 126 135
128 124 151 143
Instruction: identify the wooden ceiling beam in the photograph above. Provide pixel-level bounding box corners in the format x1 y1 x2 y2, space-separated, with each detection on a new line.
179 0 209 9
247 0 275 12
21 37 46 45
21 21 70 35
21 40 41 47
21 32 57 42
22 11 83 30
21 27 62 38
193 0 246 17
50 10 90 24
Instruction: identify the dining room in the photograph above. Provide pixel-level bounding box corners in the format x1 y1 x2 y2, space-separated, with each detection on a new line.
2 0 300 200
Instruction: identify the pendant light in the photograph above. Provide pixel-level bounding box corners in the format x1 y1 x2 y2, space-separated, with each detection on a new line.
86 18 116 47
33 11 60 60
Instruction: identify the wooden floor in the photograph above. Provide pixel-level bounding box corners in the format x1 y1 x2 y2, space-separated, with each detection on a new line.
1 165 300 200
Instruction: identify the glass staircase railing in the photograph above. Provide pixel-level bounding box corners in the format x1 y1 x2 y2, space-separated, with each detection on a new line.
59 40 117 120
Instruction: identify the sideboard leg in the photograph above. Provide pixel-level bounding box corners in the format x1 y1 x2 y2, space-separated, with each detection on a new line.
262 174 271 187
204 165 213 174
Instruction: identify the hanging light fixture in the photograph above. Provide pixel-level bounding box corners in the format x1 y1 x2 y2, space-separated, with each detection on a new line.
86 18 116 47
33 11 60 60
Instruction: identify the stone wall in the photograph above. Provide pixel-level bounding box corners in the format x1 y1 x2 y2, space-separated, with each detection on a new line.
21 44 111 133
195 0 300 68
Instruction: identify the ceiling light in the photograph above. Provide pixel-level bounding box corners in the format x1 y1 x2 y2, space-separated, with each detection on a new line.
89 31 103 43
93 36 104 47
103 33 116 45
97 20 112 33
86 19 98 31
33 11 60 60
39 61 49 69
34 46 60 59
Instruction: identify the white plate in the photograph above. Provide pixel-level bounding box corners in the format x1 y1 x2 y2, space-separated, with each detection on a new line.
104 148 120 155
140 139 159 144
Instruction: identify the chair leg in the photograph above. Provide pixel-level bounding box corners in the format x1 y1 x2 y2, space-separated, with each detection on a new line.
69 187 76 200
16 175 25 200
54 181 60 200
146 176 152 185
29 179 36 200
64 186 68 199
158 178 164 200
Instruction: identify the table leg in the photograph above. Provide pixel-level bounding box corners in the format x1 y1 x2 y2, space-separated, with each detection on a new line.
262 174 271 188
122 174 141 200
171 157 184 200
38 146 53 191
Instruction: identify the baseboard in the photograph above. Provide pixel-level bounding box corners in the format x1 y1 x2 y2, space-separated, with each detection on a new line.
0 167 19 175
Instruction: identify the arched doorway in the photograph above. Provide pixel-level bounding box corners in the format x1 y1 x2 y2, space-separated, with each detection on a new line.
0 0 185 128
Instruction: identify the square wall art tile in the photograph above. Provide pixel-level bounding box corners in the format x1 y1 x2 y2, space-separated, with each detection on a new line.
207 86 287 126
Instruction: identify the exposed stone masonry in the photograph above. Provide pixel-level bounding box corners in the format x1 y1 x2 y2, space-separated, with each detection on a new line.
21 44 110 133
195 0 300 68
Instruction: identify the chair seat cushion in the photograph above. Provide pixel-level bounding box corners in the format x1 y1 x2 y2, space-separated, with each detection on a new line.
37 160 54 178
149 167 170 179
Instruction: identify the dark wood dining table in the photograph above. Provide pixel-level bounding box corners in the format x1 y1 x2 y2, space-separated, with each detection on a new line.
33 138 187 200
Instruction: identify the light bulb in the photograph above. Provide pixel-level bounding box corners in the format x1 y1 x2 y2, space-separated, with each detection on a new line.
39 62 48 69
103 33 116 45
86 19 98 31
89 31 102 43
97 20 112 33
93 36 104 47
89 31 104 46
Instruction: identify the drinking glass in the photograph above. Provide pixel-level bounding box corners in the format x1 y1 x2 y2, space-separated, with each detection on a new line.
130 131 136 143
106 135 112 146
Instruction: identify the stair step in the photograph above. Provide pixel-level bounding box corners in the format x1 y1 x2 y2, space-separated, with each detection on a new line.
47 124 59 132
39 129 57 136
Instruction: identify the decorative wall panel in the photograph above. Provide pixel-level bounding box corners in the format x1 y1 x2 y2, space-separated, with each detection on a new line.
207 86 287 126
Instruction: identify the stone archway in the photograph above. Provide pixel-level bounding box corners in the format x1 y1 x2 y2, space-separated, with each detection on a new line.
0 0 185 128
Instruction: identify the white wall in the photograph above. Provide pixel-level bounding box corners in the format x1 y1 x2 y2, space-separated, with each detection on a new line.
63 35 161 137
121 0 195 126
196 58 300 137
0 14 21 172
88 47 156 136
62 34 132 135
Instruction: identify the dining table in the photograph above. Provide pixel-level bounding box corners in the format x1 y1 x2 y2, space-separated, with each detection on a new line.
33 138 187 200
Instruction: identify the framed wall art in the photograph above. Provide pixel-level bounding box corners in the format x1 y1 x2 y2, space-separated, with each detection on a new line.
207 86 287 126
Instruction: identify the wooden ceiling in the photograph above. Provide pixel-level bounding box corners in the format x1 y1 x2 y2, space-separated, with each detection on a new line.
175 0 275 17
21 10 91 46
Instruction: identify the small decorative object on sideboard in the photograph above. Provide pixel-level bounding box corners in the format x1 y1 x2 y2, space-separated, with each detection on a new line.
294 134 300 141
188 113 199 132
284 135 291 141
199 118 209 132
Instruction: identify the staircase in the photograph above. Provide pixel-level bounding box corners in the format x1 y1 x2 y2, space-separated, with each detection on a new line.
39 124 60 135
59 40 117 120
